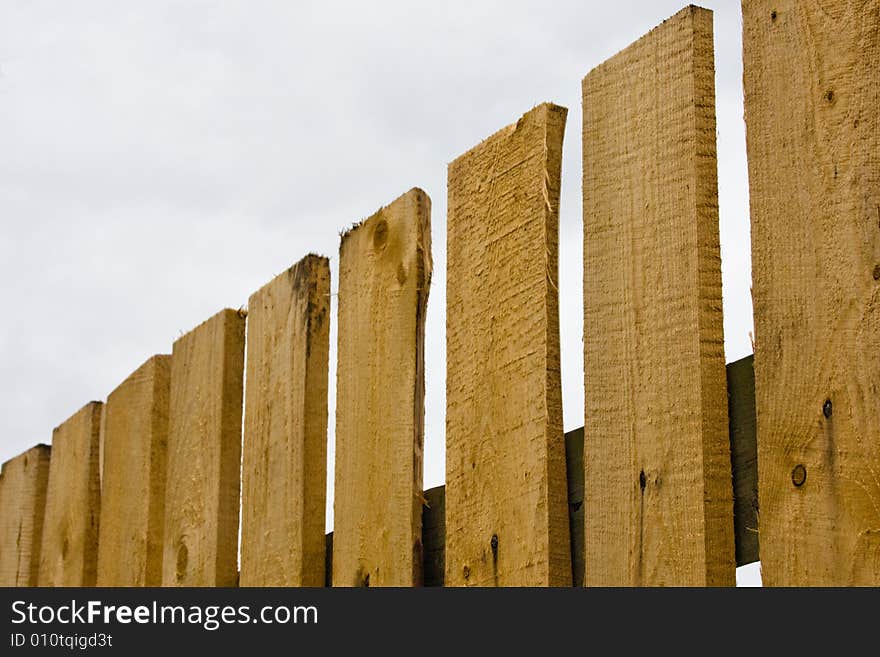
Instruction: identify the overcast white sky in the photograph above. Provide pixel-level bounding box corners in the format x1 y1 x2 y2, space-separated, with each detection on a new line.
0 1 759 585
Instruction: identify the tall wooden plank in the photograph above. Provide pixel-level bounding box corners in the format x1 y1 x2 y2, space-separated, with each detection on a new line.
241 254 330 586
96 355 170 586
38 402 102 586
582 6 735 586
743 0 880 585
162 309 245 587
333 188 431 587
446 103 571 587
0 445 51 586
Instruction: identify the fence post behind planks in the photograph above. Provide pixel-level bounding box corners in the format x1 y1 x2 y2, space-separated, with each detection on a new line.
582 6 735 586
38 402 102 586
422 485 446 587
96 355 171 586
240 254 330 587
0 445 51 586
742 0 880 585
727 355 759 567
332 188 431 587
446 103 571 587
162 309 245 587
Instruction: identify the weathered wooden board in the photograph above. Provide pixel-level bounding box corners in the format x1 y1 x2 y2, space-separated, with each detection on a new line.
582 6 735 586
446 103 571 587
96 355 170 586
38 402 102 586
0 445 51 586
743 0 880 585
332 188 432 587
241 254 330 586
162 309 245 587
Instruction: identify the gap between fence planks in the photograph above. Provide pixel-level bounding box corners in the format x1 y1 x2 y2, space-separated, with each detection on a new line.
96 355 170 586
241 254 331 587
162 309 245 587
38 402 102 587
332 188 432 587
0 444 51 586
742 0 880 586
582 6 735 586
446 103 571 587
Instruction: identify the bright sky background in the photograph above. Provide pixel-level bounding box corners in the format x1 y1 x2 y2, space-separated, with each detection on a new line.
0 1 760 585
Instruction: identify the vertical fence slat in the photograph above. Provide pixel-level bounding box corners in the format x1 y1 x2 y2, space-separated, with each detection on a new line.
333 188 431 586
0 445 51 586
582 6 734 586
241 254 331 586
38 402 102 586
162 309 245 586
96 355 170 586
743 0 880 585
446 103 571 587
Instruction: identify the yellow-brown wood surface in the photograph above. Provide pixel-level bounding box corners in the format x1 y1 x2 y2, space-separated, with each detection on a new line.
446 103 571 587
582 6 735 586
0 445 51 586
241 255 330 586
96 355 170 586
162 309 245 586
38 402 102 586
743 0 880 585
333 188 431 587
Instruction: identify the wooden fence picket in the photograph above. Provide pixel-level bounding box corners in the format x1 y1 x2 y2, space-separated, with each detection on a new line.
445 103 571 587
582 6 735 586
0 444 51 586
38 402 102 586
96 355 171 586
743 0 880 586
162 309 245 587
240 254 331 586
332 188 432 587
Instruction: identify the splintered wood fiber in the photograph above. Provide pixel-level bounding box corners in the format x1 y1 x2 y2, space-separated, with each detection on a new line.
39 402 102 586
96 355 170 586
241 254 330 587
333 188 431 587
743 0 880 585
446 103 571 587
0 445 51 586
162 309 245 587
582 6 735 586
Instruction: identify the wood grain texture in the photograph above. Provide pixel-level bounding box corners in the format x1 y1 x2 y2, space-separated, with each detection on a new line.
162 309 245 587
582 6 735 586
727 355 758 567
0 445 51 586
96 355 170 586
241 254 330 586
446 103 571 587
743 0 880 585
332 188 431 587
38 402 102 586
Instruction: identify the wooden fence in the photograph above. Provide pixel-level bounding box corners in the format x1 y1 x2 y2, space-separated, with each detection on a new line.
0 2 876 587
